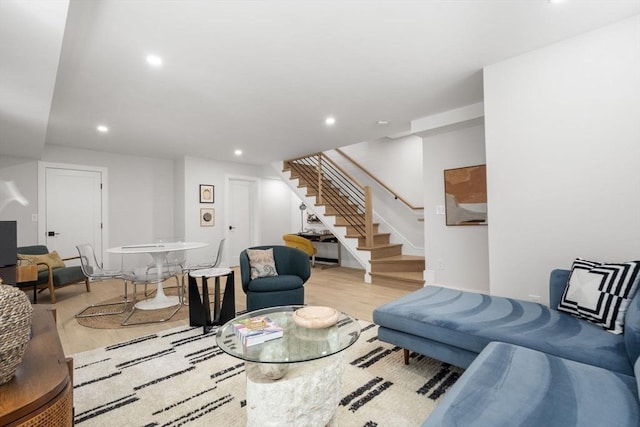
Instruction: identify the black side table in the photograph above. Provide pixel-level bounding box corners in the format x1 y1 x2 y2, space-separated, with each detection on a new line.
188 268 236 334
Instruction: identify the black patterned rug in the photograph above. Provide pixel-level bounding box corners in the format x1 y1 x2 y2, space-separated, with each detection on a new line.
72 321 463 426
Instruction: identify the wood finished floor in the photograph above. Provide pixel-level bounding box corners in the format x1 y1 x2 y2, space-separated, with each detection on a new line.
38 266 411 355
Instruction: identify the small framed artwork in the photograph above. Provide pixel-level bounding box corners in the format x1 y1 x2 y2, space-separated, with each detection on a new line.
444 164 488 226
200 208 215 227
199 184 214 203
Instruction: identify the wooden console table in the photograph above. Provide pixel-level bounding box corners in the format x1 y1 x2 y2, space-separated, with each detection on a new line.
0 307 73 426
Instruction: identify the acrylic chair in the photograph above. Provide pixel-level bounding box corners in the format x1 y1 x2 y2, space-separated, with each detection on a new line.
180 239 226 305
75 243 129 318
120 266 182 326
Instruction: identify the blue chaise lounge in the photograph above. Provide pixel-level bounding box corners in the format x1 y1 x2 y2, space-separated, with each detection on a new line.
373 268 640 426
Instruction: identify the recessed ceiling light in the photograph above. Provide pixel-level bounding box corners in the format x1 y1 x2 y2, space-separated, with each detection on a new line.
96 125 109 133
548 0 564 4
234 149 243 156
146 54 163 67
325 116 336 126
377 120 389 126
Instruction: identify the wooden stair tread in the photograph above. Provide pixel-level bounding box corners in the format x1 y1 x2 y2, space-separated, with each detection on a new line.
357 243 402 251
370 271 425 291
370 255 424 263
345 232 389 239
371 271 424 280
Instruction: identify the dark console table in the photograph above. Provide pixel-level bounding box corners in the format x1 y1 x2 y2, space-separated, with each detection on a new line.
298 232 341 266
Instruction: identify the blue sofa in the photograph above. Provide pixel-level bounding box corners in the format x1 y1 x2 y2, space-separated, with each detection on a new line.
373 269 640 426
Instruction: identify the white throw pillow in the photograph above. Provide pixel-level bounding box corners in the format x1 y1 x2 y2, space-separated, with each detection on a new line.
558 258 640 334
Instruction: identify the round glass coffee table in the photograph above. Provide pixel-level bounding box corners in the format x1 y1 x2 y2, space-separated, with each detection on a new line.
216 305 361 426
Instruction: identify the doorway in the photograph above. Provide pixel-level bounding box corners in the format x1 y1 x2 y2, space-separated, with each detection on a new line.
227 177 258 267
38 162 108 264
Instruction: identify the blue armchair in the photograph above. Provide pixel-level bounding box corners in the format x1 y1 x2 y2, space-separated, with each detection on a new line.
239 245 311 311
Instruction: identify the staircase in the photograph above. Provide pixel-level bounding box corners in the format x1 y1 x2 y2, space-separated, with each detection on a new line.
280 154 424 291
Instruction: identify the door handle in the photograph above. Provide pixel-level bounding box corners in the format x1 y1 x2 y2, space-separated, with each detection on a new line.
47 231 60 237
229 226 236 231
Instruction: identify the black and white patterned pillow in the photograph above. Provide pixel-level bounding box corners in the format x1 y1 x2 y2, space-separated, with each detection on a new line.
558 258 640 334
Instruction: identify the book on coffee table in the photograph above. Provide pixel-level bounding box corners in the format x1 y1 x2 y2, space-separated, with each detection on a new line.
233 316 284 347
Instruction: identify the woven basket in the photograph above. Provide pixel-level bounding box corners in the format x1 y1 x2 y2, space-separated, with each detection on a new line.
0 284 33 385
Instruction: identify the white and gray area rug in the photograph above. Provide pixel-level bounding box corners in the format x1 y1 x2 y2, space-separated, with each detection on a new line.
72 321 463 426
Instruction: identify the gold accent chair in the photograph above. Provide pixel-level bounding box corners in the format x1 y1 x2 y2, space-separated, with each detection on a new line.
282 234 317 267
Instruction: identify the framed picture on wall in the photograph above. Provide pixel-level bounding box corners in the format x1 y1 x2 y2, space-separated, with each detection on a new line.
444 164 488 226
200 208 215 227
199 184 214 203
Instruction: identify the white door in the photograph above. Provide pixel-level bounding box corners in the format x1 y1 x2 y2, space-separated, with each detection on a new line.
227 178 256 266
43 167 104 264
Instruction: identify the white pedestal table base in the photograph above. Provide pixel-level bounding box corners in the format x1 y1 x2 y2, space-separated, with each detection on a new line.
135 294 180 310
246 353 344 427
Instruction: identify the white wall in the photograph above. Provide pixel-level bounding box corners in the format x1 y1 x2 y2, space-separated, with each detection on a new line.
339 135 424 207
331 136 425 254
423 120 489 293
41 145 176 268
181 157 296 266
174 157 186 241
260 177 295 245
0 156 38 245
484 16 640 302
1 146 176 269
1 147 310 270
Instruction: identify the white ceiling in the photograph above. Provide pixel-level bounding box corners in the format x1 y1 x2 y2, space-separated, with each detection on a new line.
1 1 639 165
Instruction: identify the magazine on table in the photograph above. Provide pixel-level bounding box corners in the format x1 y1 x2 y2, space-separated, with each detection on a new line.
233 316 283 346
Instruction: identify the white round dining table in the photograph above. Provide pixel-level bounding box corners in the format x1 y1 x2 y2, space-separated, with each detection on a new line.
107 241 208 309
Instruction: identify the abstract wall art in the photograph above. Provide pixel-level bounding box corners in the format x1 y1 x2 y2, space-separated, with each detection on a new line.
444 165 488 226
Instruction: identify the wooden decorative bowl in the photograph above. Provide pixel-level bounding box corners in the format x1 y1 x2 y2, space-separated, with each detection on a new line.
292 306 339 329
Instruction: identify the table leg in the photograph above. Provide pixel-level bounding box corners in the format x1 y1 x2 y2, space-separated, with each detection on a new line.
153 252 167 298
135 252 180 310
216 271 236 325
213 276 220 322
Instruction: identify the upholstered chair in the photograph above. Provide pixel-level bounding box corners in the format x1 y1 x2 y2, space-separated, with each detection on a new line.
16 245 88 304
239 245 311 312
75 243 128 318
282 234 317 267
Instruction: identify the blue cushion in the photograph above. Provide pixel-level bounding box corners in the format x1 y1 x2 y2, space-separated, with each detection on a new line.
246 287 304 311
246 275 303 292
423 342 640 427
17 245 49 256
626 292 640 366
549 269 571 309
636 358 640 399
51 265 85 287
373 285 633 375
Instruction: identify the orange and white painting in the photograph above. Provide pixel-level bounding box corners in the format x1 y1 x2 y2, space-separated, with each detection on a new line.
444 165 487 226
